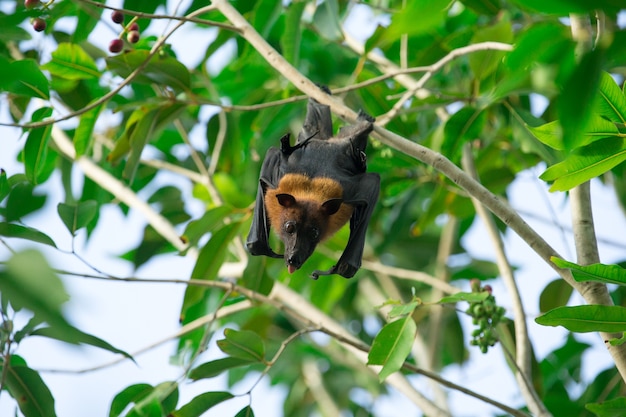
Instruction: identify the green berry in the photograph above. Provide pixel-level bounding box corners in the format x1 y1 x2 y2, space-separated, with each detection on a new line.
472 304 485 317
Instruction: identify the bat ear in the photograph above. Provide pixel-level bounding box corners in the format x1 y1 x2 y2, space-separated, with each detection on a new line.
276 193 297 207
321 198 343 215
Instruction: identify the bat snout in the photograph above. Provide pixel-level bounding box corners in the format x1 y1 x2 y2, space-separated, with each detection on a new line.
286 253 304 274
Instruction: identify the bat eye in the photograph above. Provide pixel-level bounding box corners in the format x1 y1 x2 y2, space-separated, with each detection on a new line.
284 221 296 234
310 227 320 240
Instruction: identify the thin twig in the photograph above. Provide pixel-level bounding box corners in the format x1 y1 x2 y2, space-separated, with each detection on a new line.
247 328 319 393
379 42 513 125
360 259 459 294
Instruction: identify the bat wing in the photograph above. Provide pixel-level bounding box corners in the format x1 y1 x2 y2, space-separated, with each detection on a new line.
246 147 284 259
311 172 380 279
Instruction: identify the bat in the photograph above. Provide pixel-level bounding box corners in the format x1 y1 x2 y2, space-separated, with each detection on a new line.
246 86 379 279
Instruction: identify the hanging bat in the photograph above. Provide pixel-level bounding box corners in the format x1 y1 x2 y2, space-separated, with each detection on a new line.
246 86 379 279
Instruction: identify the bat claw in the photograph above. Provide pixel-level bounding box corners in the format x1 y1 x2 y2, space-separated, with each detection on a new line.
357 109 375 123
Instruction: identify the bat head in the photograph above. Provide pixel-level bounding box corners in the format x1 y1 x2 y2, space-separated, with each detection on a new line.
272 193 343 274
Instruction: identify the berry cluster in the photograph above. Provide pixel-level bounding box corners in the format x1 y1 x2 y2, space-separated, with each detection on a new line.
466 279 506 354
109 10 141 54
25 0 46 32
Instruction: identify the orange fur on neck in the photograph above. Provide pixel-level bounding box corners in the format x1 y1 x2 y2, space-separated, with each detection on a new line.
265 174 353 241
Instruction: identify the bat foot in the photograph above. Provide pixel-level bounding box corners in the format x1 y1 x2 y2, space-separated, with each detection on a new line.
314 83 331 95
357 109 375 123
310 263 357 279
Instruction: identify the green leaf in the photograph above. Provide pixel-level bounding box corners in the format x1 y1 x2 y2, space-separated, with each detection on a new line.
73 103 103 156
536 305 626 333
0 57 50 99
107 106 145 164
180 222 242 322
127 399 162 417
24 107 54 185
594 71 626 124
376 0 448 47
508 0 600 14
313 0 342 41
388 300 420 318
171 392 234 417
42 42 100 80
468 16 513 80
586 396 626 417
234 406 255 417
57 200 98 235
539 278 573 313
0 249 69 310
0 250 75 335
528 116 619 151
4 181 47 222
551 257 626 286
31 326 134 360
213 172 253 208
181 207 234 247
0 169 9 202
281 1 305 65
108 102 187 180
126 381 178 417
505 23 571 72
74 2 103 43
442 107 486 160
540 137 626 191
241 255 274 297
3 355 56 417
189 357 255 381
106 49 191 92
368 316 417 382
109 384 154 417
216 329 266 362
0 223 56 247
437 291 490 304
559 47 604 151
460 0 501 15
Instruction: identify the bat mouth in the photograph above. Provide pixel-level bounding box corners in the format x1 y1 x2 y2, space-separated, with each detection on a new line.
287 264 298 274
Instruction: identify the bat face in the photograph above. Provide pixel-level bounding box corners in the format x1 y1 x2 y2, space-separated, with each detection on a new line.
266 190 349 274
278 203 321 274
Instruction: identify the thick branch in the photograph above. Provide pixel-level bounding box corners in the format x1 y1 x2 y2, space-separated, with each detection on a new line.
569 14 626 383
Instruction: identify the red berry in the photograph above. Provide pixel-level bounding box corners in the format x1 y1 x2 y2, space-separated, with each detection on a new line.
33 17 46 32
25 0 40 9
111 10 124 24
483 285 493 294
128 22 139 32
126 30 140 44
109 38 124 53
